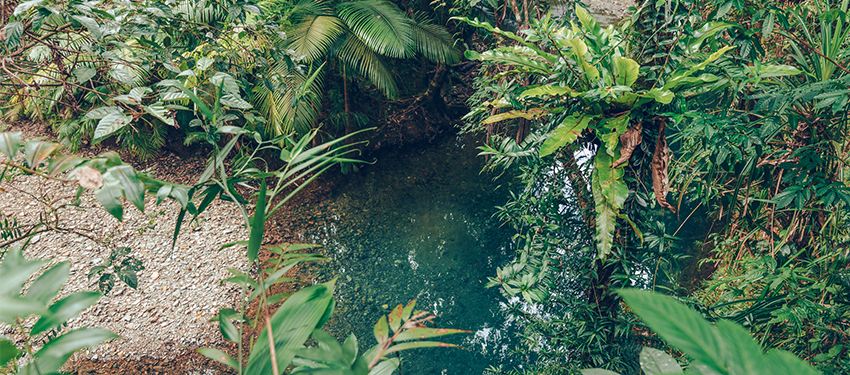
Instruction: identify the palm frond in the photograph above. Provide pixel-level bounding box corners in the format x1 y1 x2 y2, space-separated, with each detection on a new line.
410 12 461 64
288 0 334 18
286 14 346 62
337 34 398 99
336 0 413 59
175 0 228 24
254 62 324 136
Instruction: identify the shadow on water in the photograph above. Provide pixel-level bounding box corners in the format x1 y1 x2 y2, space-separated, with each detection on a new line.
300 133 520 374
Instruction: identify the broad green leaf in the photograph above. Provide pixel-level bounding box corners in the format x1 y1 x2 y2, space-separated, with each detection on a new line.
74 66 97 84
113 94 141 105
48 155 85 177
197 348 240 370
640 347 683 375
161 92 190 101
94 113 132 143
245 279 336 375
95 170 125 220
31 328 118 373
387 305 403 332
14 0 44 15
196 57 214 71
83 106 122 120
0 338 20 367
646 88 675 104
394 328 471 342
25 262 70 305
765 349 820 375
220 94 252 109
688 22 735 51
24 140 58 168
129 87 152 102
475 46 556 74
373 315 389 344
144 103 176 127
109 66 135 85
218 309 240 343
539 114 596 157
117 270 138 289
247 178 267 263
210 72 240 95
0 131 22 161
401 299 416 321
617 289 727 374
592 152 627 259
31 291 102 335
664 46 736 91
0 245 48 297
715 320 767 375
103 165 145 212
368 357 399 375
599 115 629 157
519 84 580 99
613 57 640 86
342 334 358 366
0 295 45 324
384 340 461 355
482 108 549 124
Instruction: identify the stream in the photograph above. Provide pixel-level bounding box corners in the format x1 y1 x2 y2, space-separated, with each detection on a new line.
299 133 520 374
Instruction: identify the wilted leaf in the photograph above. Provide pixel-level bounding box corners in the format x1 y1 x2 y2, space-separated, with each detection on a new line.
74 67 97 84
612 122 642 168
0 131 22 160
24 140 58 168
651 120 675 213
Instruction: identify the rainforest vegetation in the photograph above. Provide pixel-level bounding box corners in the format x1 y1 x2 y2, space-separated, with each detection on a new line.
1 0 849 374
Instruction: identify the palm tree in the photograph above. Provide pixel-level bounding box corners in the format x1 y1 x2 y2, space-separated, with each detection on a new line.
256 0 460 137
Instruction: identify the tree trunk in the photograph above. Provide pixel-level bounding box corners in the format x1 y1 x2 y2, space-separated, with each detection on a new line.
343 65 353 140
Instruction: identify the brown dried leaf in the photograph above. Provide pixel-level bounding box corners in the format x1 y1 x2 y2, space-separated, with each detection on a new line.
651 120 676 213
75 166 104 190
612 122 642 168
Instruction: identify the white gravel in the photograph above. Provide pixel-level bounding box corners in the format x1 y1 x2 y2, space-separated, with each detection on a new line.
0 144 249 362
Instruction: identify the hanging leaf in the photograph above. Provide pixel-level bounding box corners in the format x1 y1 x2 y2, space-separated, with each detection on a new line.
129 87 152 103
25 262 70 305
210 72 241 95
29 328 118 374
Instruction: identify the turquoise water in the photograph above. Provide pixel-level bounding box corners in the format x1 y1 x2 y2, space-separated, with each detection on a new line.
301 134 519 374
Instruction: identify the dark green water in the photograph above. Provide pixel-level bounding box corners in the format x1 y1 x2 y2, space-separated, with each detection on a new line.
300 134 519 374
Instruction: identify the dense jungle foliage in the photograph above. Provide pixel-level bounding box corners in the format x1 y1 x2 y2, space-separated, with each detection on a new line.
1 0 849 374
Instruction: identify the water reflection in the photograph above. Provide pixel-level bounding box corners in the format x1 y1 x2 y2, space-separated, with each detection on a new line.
298 134 520 374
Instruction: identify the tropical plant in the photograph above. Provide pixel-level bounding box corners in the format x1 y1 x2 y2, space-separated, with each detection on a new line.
0 245 118 375
0 131 196 373
258 0 461 136
582 289 821 375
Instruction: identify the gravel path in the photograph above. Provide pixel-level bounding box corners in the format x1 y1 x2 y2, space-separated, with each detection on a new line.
1 123 248 366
